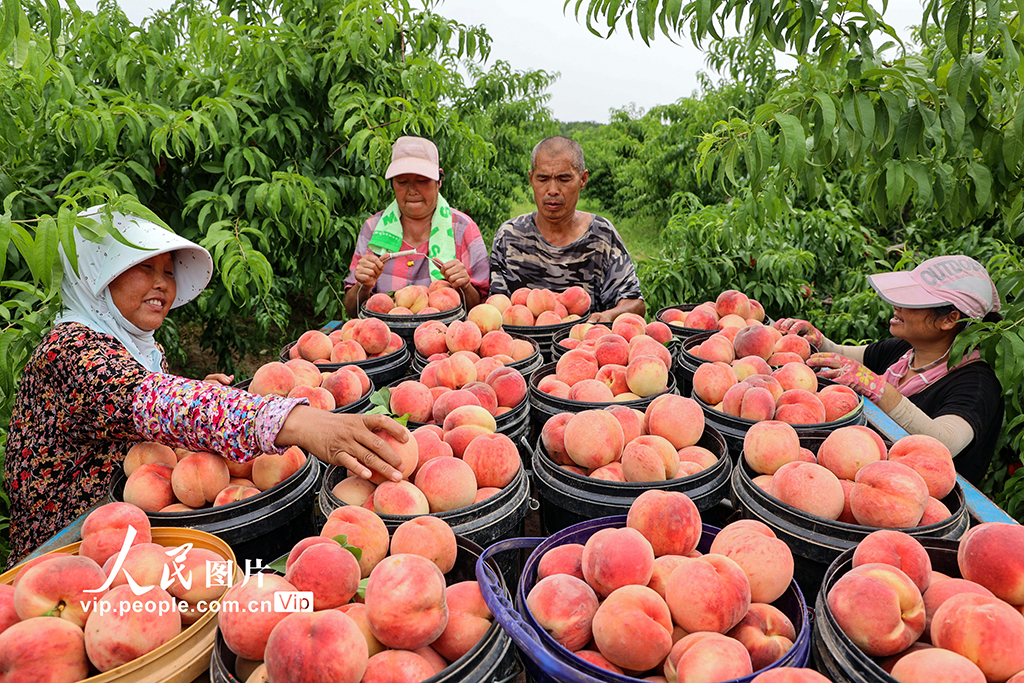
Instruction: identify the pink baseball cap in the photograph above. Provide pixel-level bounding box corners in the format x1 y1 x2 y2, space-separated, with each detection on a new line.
868 255 1000 319
384 136 440 180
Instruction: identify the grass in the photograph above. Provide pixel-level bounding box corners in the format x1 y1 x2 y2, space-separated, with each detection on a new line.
506 187 663 261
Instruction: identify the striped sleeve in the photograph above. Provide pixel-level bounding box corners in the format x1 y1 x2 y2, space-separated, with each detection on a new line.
454 210 490 297
132 374 307 461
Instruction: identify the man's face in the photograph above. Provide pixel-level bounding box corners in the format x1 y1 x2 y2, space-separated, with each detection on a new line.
529 150 588 224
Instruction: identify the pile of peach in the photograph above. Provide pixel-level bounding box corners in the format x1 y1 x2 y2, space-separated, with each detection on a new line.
541 395 717 482
248 357 371 411
691 322 812 367
122 441 306 513
414 317 534 364
660 289 767 331
525 489 800 680
0 502 230 680
364 280 462 315
542 314 674 401
285 319 403 365
485 285 591 327
403 354 528 421
825 525 1024 682
332 412 521 515
695 359 860 425
218 509 496 683
745 423 958 528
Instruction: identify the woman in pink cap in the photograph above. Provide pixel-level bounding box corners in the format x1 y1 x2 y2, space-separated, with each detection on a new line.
777 255 1004 485
343 136 489 317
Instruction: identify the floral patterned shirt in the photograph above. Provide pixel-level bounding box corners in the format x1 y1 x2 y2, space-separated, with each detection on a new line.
4 322 302 565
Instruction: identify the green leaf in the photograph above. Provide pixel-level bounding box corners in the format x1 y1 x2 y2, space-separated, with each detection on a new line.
944 0 970 59
775 113 806 171
332 535 363 563
13 4 30 68
266 555 288 574
967 162 993 208
357 577 368 600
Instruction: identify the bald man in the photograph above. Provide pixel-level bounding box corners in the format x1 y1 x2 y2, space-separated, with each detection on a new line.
489 136 645 323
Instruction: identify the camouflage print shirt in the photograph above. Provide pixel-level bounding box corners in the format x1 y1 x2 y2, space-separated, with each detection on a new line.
489 212 643 313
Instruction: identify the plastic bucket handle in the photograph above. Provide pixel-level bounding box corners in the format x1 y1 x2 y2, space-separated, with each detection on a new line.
476 538 609 683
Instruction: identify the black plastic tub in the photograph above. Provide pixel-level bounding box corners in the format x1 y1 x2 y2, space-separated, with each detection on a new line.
410 330 544 379
279 338 412 388
319 459 532 589
359 301 466 345
812 538 961 681
527 362 678 438
693 383 865 459
210 535 520 683
233 378 375 415
501 317 581 364
730 431 969 603
109 455 321 566
531 424 732 534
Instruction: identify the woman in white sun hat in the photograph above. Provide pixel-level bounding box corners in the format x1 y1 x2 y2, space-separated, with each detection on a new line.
777 255 1004 486
5 205 407 566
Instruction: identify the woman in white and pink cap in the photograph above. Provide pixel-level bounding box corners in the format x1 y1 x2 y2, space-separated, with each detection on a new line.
777 255 1004 485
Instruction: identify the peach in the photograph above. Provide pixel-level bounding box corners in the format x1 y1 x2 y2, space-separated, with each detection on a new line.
365 554 448 650
817 425 887 480
827 562 926 656
665 631 753 683
920 496 952 525
432 583 492 662
642 395 702 450
365 292 395 314
330 339 368 362
538 543 585 581
360 650 434 683
745 373 785 401
288 384 337 410
0 617 90 681
931 592 1024 680
677 445 717 470
853 529 932 593
373 480 430 516
534 310 562 325
297 330 334 361
922 578 995 638
594 364 629 395
622 437 678 482
541 412 575 465
692 361 737 405
84 584 180 672
564 410 625 469
591 585 673 671
337 603 386 658
415 456 477 512
642 321 671 345
733 355 773 381
664 554 752 634
443 424 494 459
716 290 751 318
414 320 449 357
339 318 361 341
431 388 479 424
502 303 535 326
575 650 623 674
14 555 108 627
443 320 481 354
768 352 805 366
284 540 360 610
957 522 1024 605
605 404 645 444
772 362 818 393
890 649 986 683
435 354 477 389
627 490 702 557
389 516 458 574
264 610 368 683
593 334 630 367
527 574 599 651
526 288 557 317
556 349 599 386
851 460 929 528
590 462 626 481
818 384 861 422
660 308 687 325
463 433 521 488
752 474 773 493
625 355 669 397
123 442 177 476
774 389 826 424
727 602 796 670
321 506 390 577
389 380 434 423
486 366 528 408
647 555 689 601
582 526 656 598
165 547 232 625
718 313 748 329
694 333 736 363
557 286 592 316
629 335 673 367
888 434 957 499
251 445 306 491
212 484 261 506
322 368 365 407
477 330 512 359
351 318 388 355
722 383 776 421
485 293 512 313
770 461 845 520
123 462 176 512
511 338 534 360
773 334 812 360
685 306 719 330
567 378 613 403
743 420 801 475
734 325 777 361
442 404 497 433
218 573 300 660
710 520 794 604
80 502 152 567
750 670 834 683
395 285 428 312
249 361 297 396
428 286 461 312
